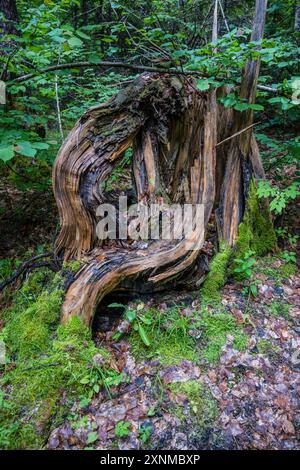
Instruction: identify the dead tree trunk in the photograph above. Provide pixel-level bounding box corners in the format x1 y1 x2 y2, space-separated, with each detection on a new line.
54 75 218 326
216 0 268 245
53 1 272 328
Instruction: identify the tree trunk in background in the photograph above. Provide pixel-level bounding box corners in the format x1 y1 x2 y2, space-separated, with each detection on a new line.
80 0 89 26
0 0 19 36
295 2 300 32
0 0 19 81
217 0 267 245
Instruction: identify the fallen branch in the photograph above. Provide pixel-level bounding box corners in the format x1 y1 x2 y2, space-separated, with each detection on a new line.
0 252 61 292
10 60 278 93
11 61 199 83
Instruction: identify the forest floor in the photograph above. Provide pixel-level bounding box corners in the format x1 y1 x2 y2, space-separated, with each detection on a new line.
0 160 299 451
46 260 300 450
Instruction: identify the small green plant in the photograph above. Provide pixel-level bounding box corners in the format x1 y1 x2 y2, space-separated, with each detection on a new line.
128 305 197 365
269 301 290 319
288 234 299 246
282 250 297 264
257 180 299 215
233 250 258 297
86 431 99 444
111 303 152 347
233 250 256 279
168 381 218 426
115 421 131 439
138 423 152 444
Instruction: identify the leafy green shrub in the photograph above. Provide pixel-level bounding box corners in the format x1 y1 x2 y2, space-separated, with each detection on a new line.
257 180 299 215
115 421 131 439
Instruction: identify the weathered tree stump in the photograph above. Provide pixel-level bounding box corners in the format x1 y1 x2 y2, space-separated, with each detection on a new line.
53 72 268 327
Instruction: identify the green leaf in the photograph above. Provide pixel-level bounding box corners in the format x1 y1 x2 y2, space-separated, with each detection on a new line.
68 36 83 48
0 145 15 162
234 102 250 111
249 104 264 111
86 432 98 444
138 324 150 347
250 284 257 297
76 31 91 40
108 302 124 308
196 79 210 91
88 53 102 64
125 309 136 323
31 142 50 150
80 377 90 384
15 141 37 157
139 315 152 325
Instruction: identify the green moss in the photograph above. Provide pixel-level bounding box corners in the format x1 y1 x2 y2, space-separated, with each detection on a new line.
255 255 296 283
201 244 232 302
0 268 122 450
129 306 197 365
4 288 63 360
257 339 279 356
276 262 296 278
199 307 248 363
168 380 218 426
63 260 83 273
234 180 277 261
268 301 290 319
0 259 14 282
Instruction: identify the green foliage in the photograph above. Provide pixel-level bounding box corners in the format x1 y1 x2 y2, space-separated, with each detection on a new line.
268 301 290 320
127 305 197 365
115 421 131 439
257 180 299 215
138 423 152 444
233 250 256 280
254 254 297 282
201 244 232 302
112 302 151 347
86 431 99 444
281 250 297 264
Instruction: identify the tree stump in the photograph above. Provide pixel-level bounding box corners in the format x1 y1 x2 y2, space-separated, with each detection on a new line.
53 73 269 327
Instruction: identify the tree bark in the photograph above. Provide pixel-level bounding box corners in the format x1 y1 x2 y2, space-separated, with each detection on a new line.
0 0 19 36
217 0 267 245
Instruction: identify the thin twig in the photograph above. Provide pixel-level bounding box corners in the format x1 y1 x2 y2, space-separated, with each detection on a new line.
218 0 230 32
54 49 64 142
215 122 260 147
